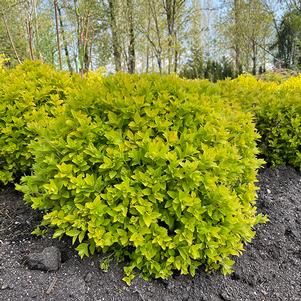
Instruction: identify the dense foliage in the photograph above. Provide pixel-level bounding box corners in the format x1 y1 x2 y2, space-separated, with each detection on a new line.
0 61 77 185
218 75 301 170
17 73 265 284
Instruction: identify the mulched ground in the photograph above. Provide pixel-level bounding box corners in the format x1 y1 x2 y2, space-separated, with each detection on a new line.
0 165 300 301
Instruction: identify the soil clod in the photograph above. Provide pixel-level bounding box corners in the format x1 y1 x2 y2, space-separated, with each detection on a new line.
24 246 61 272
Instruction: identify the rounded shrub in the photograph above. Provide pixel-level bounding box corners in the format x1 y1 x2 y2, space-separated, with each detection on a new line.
0 60 77 185
18 74 265 284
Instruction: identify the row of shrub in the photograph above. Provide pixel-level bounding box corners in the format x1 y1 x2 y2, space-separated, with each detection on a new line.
0 61 299 284
216 75 301 170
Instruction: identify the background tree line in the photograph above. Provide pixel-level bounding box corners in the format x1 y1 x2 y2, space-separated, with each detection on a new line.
0 0 299 80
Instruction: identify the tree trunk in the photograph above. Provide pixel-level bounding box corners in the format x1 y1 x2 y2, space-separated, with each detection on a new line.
57 3 73 72
234 0 241 74
173 32 178 73
32 0 42 60
145 16 151 73
89 39 93 70
27 18 34 60
127 0 135 73
163 0 175 73
73 0 81 73
82 15 91 73
146 45 149 73
252 40 256 75
164 0 184 73
157 55 162 73
83 46 89 72
108 0 122 72
1 10 21 63
54 0 62 69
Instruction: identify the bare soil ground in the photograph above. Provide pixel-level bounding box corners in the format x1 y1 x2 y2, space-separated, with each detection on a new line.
0 165 300 301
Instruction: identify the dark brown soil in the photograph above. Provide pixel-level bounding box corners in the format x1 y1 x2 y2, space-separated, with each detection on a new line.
0 165 300 301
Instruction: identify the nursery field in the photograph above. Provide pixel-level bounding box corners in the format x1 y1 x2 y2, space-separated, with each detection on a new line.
0 62 300 300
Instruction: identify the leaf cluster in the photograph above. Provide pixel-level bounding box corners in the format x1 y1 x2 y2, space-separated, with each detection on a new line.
0 60 79 184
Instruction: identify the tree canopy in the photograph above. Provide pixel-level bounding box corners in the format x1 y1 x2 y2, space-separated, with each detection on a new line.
0 0 298 78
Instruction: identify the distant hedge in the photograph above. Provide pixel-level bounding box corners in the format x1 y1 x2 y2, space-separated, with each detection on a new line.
217 75 301 171
18 73 265 284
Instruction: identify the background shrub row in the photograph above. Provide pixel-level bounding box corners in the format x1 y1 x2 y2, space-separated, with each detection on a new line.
217 75 301 170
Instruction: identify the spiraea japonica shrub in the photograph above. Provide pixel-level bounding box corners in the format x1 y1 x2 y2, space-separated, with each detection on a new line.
18 73 266 284
217 75 301 171
0 60 78 185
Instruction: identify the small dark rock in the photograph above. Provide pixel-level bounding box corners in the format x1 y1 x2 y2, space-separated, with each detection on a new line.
230 272 240 281
25 246 61 271
1 284 8 290
167 282 175 290
161 279 169 288
220 291 232 301
84 272 93 283
248 274 258 287
60 250 69 263
1 283 13 290
284 227 300 240
29 291 38 298
269 247 281 260
262 197 272 208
